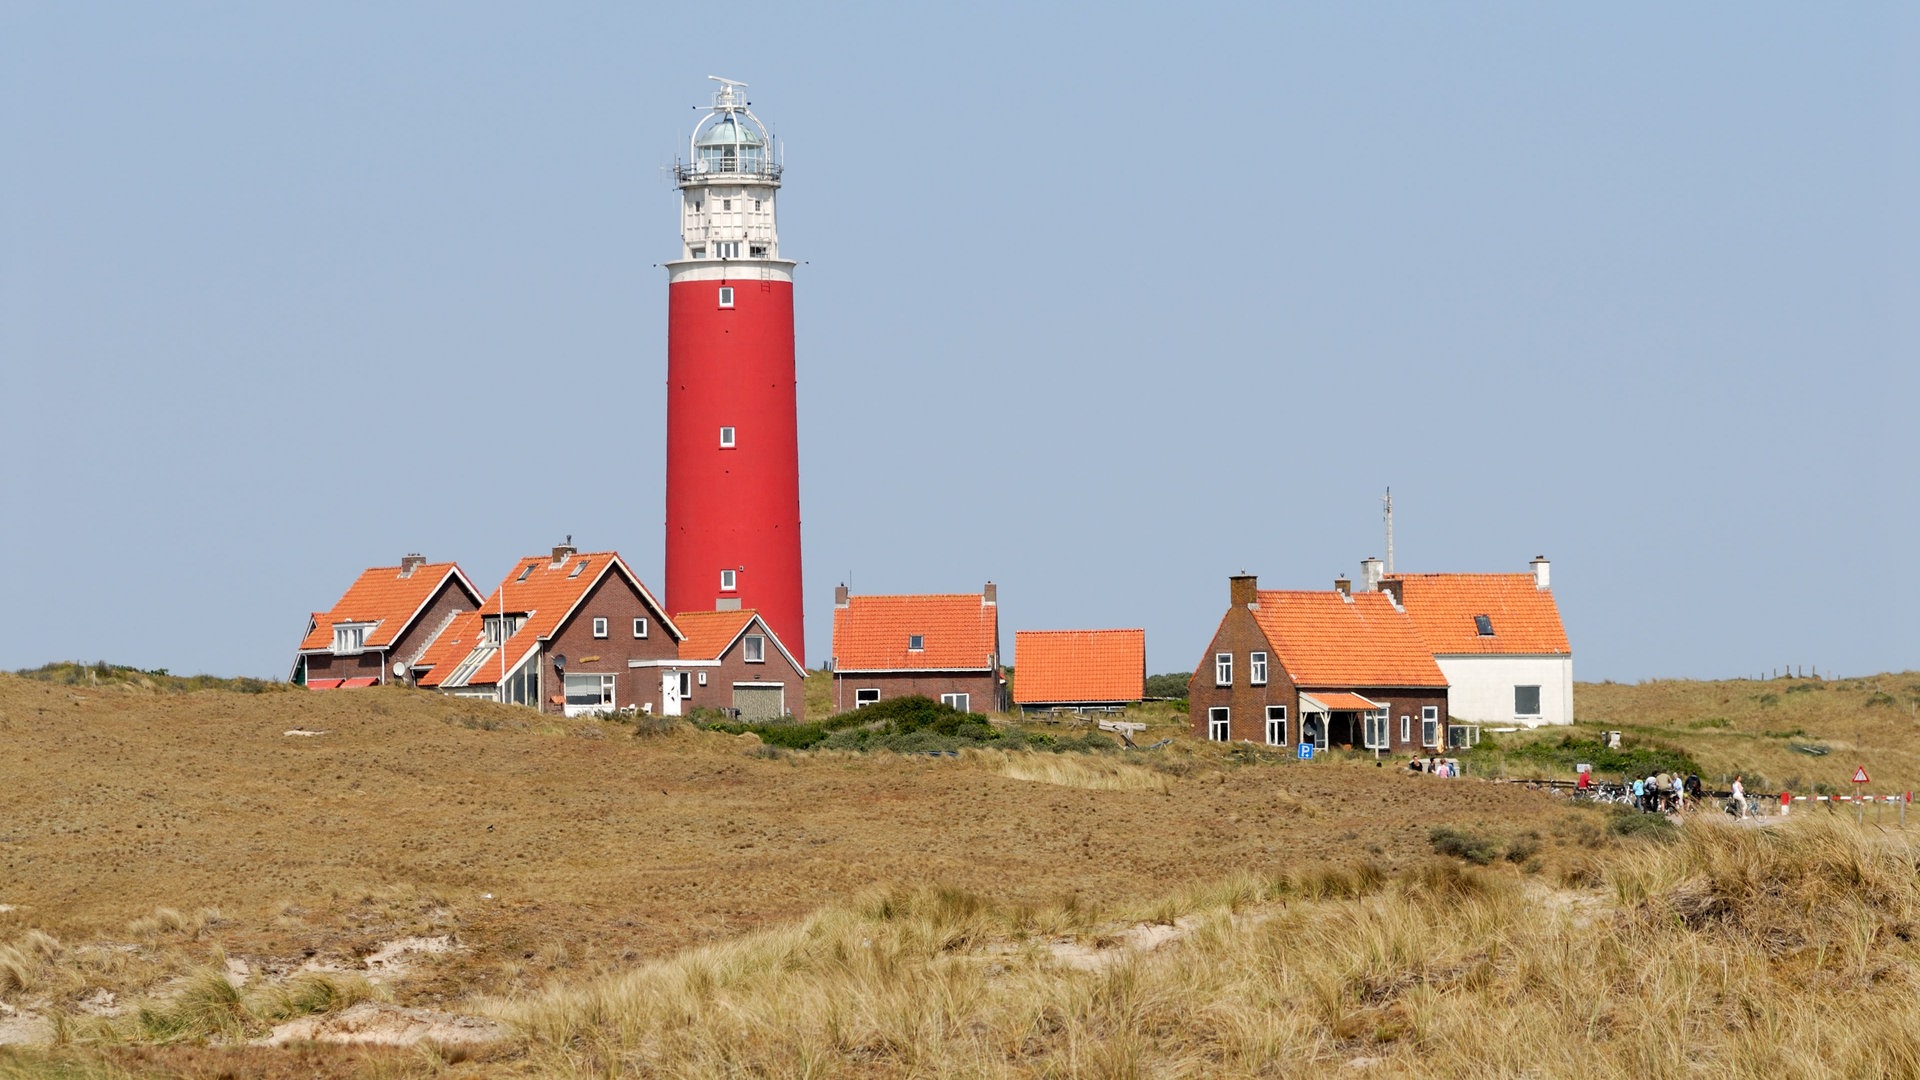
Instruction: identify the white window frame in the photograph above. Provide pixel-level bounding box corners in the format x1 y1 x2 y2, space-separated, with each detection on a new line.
633 617 648 639
908 634 925 651
562 672 616 717
720 568 737 591
717 286 735 307
1400 714 1411 743
855 688 880 708
1215 652 1232 687
1265 704 1288 747
698 671 707 686
592 617 608 639
1250 651 1267 686
331 623 371 655
719 426 736 448
1364 709 1391 751
1208 706 1231 742
716 241 740 259
940 692 970 712
743 634 765 663
1422 705 1440 748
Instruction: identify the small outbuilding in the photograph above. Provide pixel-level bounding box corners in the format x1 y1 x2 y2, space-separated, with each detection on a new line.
1012 629 1146 715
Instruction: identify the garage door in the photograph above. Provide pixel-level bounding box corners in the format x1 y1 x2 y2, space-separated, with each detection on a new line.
733 684 785 722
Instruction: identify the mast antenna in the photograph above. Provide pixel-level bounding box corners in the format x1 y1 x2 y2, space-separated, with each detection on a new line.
1382 487 1395 574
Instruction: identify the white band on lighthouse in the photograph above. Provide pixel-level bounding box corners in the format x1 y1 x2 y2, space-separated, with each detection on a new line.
665 259 796 285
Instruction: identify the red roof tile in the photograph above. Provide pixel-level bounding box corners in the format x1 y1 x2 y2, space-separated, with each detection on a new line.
1250 591 1448 688
416 552 674 687
831 593 999 672
298 562 479 652
1013 629 1145 705
1387 574 1570 655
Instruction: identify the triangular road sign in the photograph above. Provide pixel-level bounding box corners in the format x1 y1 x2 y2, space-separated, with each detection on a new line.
1853 765 1871 784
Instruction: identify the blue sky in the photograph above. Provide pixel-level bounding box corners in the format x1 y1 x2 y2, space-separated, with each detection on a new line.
2 3 1914 682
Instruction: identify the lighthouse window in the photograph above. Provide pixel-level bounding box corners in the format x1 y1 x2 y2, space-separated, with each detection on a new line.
720 569 737 591
722 198 731 210
753 199 761 211
749 245 767 258
717 286 734 308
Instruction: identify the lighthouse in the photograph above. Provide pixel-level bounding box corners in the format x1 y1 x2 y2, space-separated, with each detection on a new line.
664 77 806 664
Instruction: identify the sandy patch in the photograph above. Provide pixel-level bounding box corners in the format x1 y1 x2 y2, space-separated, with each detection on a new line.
282 729 328 737
361 934 454 979
0 1002 53 1046
261 1000 505 1048
1049 914 1204 972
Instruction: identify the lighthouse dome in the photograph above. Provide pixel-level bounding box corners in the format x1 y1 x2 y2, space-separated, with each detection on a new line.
693 111 771 175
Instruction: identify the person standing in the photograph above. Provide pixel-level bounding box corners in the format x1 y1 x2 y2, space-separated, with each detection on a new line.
1732 775 1747 819
1632 775 1645 809
1673 773 1687 814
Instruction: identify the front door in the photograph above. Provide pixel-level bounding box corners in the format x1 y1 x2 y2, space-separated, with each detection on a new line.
661 671 683 716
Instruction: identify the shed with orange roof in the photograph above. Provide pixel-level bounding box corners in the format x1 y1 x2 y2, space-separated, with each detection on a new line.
292 555 483 689
1012 629 1145 714
828 583 1006 715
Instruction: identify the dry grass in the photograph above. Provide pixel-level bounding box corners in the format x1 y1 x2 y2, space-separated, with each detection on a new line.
972 749 1173 793
497 817 1920 1077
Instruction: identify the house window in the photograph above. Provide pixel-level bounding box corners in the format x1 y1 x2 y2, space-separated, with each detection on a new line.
1364 709 1391 750
1250 652 1267 686
1215 653 1232 687
720 569 737 591
1515 685 1542 717
592 617 608 639
1265 705 1287 746
698 671 707 686
331 624 369 655
1304 714 1328 749
941 692 970 712
503 660 540 706
1400 714 1411 743
720 426 736 448
562 673 616 716
718 286 734 308
855 688 880 708
909 634 925 651
678 671 693 697
483 613 526 646
1448 724 1481 749
1208 707 1230 742
743 635 765 663
1422 705 1440 748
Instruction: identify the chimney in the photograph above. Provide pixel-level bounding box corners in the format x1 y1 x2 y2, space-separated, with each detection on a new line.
1229 573 1258 607
1334 576 1352 598
1380 578 1404 607
551 540 577 567
1531 555 1551 590
398 553 426 577
983 581 997 605
1360 556 1383 592
834 583 850 608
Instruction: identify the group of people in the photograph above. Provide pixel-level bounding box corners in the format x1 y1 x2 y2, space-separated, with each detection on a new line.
1407 756 1460 777
1627 770 1704 814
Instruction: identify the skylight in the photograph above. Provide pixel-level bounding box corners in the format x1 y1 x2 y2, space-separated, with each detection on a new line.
569 559 589 579
1474 614 1494 636
517 563 537 581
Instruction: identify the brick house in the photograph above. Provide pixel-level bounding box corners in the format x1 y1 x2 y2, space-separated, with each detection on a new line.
673 609 807 722
829 583 1006 715
1012 629 1146 714
415 544 683 715
292 554 482 689
1366 556 1571 733
1189 574 1449 753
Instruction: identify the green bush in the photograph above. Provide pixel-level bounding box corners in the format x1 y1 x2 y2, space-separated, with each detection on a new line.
1464 731 1700 779
695 695 1003 752
1144 672 1193 699
1429 826 1501 865
1606 810 1676 841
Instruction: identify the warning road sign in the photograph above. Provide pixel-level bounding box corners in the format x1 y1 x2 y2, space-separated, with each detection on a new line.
1853 766 1871 784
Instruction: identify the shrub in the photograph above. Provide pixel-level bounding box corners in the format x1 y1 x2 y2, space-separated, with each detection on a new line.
1607 810 1676 842
1143 672 1192 700
1429 826 1501 865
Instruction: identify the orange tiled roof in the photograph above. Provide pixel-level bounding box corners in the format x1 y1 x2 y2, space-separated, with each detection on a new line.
298 562 478 652
1250 590 1448 688
674 609 806 673
1305 691 1385 711
1013 629 1145 704
832 593 999 672
416 552 673 687
1387 574 1570 655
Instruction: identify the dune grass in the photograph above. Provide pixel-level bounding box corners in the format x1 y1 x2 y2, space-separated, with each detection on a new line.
496 816 1920 1078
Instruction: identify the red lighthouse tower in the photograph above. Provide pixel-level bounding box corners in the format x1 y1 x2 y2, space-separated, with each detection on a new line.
665 78 805 664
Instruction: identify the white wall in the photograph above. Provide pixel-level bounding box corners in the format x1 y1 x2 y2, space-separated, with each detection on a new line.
1436 654 1574 727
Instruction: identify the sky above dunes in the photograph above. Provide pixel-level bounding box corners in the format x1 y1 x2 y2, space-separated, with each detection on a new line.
2 3 1914 682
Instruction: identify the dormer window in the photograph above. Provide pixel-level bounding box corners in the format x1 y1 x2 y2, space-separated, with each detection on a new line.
483 613 527 646
909 634 925 651
331 624 371 655
1474 615 1494 636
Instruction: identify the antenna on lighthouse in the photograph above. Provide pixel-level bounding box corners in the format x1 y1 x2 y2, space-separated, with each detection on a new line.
1382 487 1395 574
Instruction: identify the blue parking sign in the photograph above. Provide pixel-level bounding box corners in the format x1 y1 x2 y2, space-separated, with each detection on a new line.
1297 743 1314 761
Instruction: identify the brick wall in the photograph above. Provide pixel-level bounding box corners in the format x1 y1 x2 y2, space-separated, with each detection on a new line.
1186 605 1299 743
680 616 807 722
541 571 679 714
828 671 1004 715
